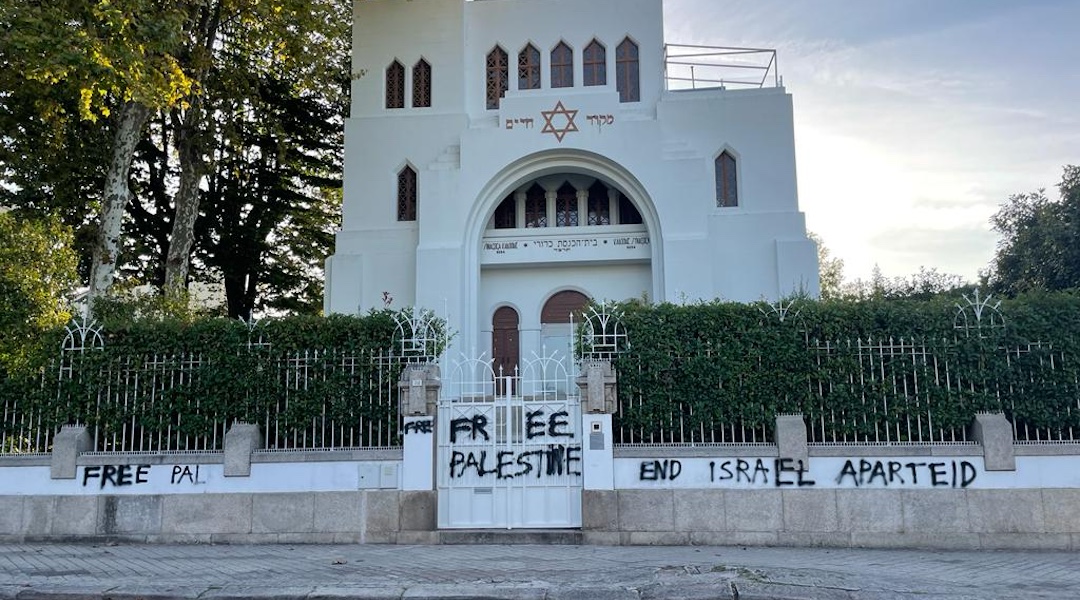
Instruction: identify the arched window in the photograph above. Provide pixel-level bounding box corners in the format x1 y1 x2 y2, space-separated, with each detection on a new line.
486 46 509 109
551 42 574 88
616 38 639 103
715 151 738 207
518 44 541 90
386 60 405 109
583 40 606 87
494 194 516 229
555 182 578 227
412 59 431 108
587 181 611 225
524 183 547 228
397 165 417 221
541 290 590 324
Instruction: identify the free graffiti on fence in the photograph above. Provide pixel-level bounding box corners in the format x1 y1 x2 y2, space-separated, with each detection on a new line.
446 407 581 480
624 457 981 489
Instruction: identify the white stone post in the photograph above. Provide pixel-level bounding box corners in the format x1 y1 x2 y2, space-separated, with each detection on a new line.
576 360 617 490
399 364 440 491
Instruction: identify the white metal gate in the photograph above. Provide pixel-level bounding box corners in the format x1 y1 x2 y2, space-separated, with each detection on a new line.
437 351 582 529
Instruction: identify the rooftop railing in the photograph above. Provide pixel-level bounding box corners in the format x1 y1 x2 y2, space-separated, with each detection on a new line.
664 44 780 91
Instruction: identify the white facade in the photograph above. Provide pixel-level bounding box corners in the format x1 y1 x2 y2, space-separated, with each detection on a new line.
326 0 819 358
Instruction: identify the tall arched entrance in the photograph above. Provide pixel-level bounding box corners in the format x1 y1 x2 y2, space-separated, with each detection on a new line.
438 151 660 530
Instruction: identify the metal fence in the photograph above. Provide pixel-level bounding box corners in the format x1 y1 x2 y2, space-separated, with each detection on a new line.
612 336 1079 447
1 321 406 455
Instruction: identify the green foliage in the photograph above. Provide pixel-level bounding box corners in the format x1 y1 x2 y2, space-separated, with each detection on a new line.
605 292 1080 443
0 309 407 453
989 165 1080 295
0 0 195 121
0 213 79 375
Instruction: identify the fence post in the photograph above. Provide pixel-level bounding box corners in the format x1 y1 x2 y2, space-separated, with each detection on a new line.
50 425 91 479
398 363 440 491
775 414 809 466
224 422 262 477
970 412 1016 471
576 360 617 493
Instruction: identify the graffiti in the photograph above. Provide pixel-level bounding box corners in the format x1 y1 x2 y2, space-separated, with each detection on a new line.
709 459 773 485
640 459 681 481
835 459 977 489
449 445 582 479
170 465 206 485
82 465 151 489
774 458 816 487
404 419 434 435
526 410 574 439
450 414 490 443
624 456 984 489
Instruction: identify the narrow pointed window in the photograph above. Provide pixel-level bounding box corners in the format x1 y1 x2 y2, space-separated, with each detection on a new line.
715 151 738 207
587 181 611 225
551 42 574 88
486 46 509 109
412 59 431 108
618 194 642 225
494 194 516 229
583 40 606 87
616 38 639 102
386 60 405 109
555 182 578 227
518 44 541 90
397 166 417 221
524 184 547 228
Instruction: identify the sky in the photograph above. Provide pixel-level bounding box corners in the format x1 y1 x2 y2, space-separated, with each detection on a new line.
664 0 1080 283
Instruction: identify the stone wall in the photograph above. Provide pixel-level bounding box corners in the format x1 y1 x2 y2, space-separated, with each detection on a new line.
0 490 437 544
581 487 1080 550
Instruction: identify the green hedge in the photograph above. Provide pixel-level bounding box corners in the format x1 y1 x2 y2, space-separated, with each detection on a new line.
1 311 403 453
609 291 1080 444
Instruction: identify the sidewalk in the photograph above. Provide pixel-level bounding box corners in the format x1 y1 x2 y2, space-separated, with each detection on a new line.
0 543 1077 600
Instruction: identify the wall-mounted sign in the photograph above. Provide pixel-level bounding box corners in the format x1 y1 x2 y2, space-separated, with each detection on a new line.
481 230 650 265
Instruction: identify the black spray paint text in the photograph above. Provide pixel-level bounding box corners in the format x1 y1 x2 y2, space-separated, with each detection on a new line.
403 419 433 435
836 459 977 488
449 444 582 479
450 409 574 443
82 465 151 488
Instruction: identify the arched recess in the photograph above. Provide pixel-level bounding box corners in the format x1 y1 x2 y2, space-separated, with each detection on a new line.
540 290 590 367
462 148 664 362
541 290 590 324
492 306 520 394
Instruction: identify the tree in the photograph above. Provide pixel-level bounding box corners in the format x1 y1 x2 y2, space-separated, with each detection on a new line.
1 0 195 302
808 231 845 299
2 0 350 316
0 212 79 374
988 165 1080 295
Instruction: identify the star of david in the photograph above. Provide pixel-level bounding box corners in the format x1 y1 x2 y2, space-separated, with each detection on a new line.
540 101 579 143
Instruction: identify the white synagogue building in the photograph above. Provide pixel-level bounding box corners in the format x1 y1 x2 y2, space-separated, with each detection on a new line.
325 0 820 367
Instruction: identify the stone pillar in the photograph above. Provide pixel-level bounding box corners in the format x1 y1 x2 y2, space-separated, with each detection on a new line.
576 360 617 490
224 422 262 477
398 364 440 491
50 425 92 479
970 412 1016 471
775 414 808 467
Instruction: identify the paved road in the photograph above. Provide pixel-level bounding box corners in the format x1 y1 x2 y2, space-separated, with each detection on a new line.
0 543 1077 599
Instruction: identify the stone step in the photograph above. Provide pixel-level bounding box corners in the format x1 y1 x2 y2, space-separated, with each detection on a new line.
438 529 583 545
